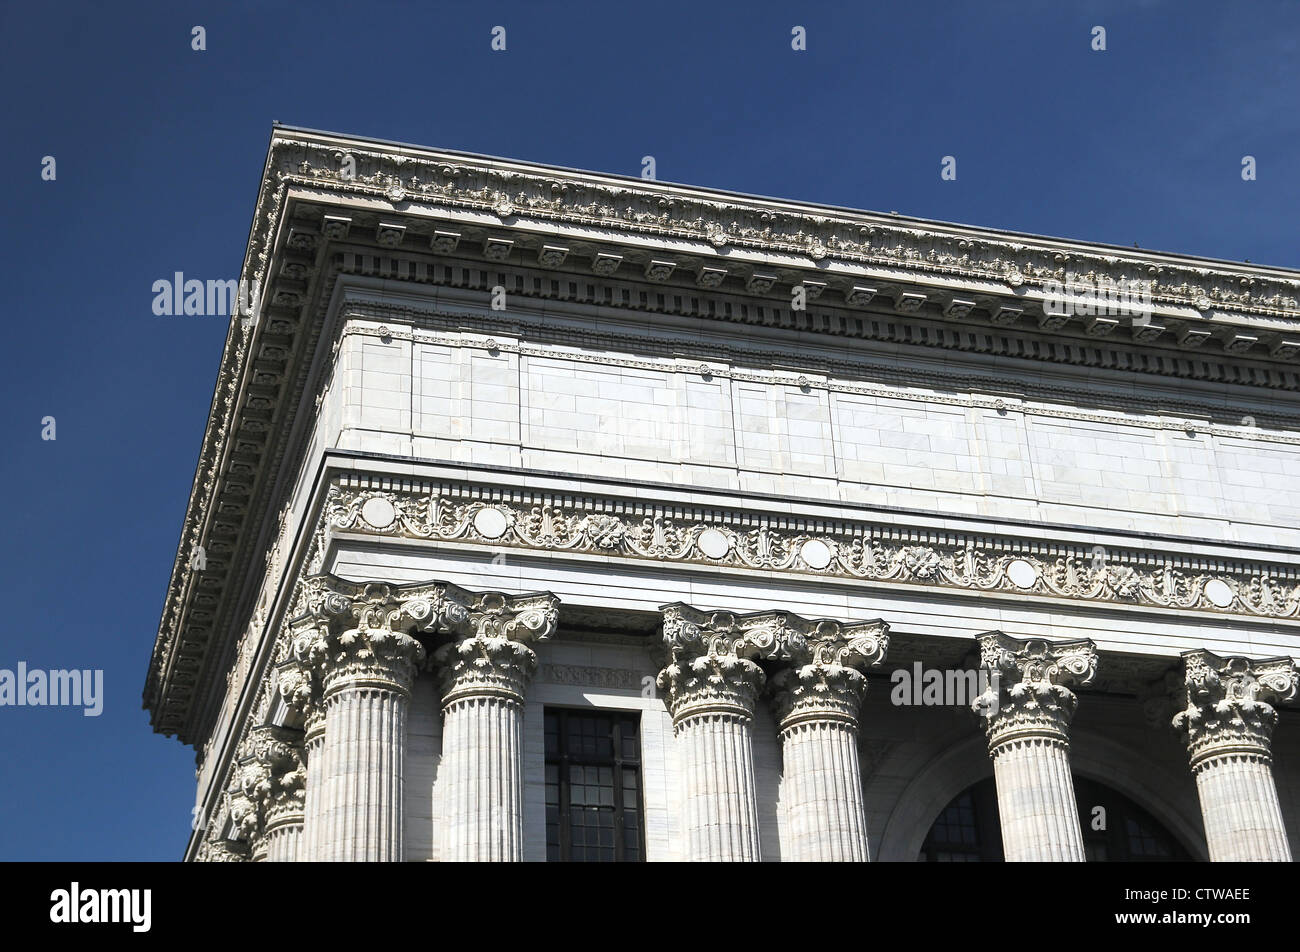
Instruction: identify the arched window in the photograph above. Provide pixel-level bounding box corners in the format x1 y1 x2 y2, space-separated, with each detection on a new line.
919 777 1192 861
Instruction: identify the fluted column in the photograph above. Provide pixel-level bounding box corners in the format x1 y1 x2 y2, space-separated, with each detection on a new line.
238 726 307 862
298 708 325 861
771 619 889 862
1173 650 1297 862
658 604 807 862
280 576 456 862
274 649 328 861
973 632 1097 862
435 591 560 862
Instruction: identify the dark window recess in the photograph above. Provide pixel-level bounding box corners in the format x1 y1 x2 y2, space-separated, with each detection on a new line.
919 781 1004 862
544 709 644 862
921 776 1192 862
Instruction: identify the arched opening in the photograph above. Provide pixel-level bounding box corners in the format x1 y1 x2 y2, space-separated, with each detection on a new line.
919 776 1193 861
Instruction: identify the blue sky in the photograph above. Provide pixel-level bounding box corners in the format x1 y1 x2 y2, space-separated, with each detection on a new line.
0 0 1295 860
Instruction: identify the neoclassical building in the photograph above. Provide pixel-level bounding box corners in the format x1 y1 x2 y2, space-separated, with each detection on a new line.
146 126 1300 862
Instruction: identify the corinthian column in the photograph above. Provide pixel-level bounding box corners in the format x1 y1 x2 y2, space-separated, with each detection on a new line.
224 764 262 863
196 836 249 863
274 654 324 862
771 619 889 862
240 726 308 862
658 604 800 862
283 575 458 862
973 632 1097 862
434 591 560 862
1173 650 1297 862
299 708 325 861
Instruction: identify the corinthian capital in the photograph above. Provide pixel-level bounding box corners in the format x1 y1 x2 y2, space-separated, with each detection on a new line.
769 618 890 729
224 786 259 843
196 836 249 863
974 632 1098 751
282 575 470 697
239 725 307 826
434 590 560 706
657 603 845 723
1173 650 1298 767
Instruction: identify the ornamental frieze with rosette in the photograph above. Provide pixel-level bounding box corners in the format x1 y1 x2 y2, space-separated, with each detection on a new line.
323 482 1300 620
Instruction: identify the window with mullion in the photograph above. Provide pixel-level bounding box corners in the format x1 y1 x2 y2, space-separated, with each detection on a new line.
544 708 643 862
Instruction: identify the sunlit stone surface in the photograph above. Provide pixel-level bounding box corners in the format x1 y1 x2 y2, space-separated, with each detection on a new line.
152 128 1300 863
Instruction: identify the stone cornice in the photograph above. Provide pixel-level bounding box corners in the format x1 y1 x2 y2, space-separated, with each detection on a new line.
275 127 1300 322
146 123 1300 745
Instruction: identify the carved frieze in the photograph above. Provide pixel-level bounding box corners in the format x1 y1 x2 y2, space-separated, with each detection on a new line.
324 481 1300 620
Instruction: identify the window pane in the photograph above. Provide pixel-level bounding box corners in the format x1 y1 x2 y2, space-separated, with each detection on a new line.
545 708 644 862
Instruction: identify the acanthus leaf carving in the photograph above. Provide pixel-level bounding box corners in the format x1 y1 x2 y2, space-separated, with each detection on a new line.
974 632 1099 752
1173 650 1298 767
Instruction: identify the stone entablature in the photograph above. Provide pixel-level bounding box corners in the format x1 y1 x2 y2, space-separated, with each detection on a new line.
147 127 1300 747
323 477 1300 621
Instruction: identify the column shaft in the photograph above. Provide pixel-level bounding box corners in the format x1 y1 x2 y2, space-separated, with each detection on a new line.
300 718 326 861
264 816 304 862
990 736 1085 861
440 695 525 861
780 720 869 861
1174 650 1297 862
975 632 1097 863
678 711 762 861
433 590 558 862
1194 754 1290 861
317 684 408 862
